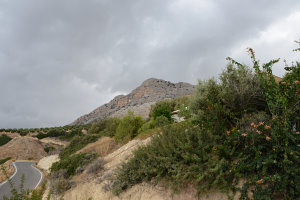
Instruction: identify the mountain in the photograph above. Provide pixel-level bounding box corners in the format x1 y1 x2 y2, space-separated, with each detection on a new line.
70 78 195 125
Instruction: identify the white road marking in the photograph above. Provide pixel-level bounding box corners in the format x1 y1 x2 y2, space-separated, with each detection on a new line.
0 161 43 189
31 164 43 189
0 162 18 187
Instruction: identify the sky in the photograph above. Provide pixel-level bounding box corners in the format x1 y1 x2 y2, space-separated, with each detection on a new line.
0 0 300 128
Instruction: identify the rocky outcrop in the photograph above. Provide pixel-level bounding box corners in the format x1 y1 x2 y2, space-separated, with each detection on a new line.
71 78 195 125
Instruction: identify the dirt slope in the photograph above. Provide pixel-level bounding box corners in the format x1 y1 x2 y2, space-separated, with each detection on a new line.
0 136 47 161
76 137 117 157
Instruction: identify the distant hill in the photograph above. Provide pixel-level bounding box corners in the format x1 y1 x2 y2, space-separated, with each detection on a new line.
70 78 195 125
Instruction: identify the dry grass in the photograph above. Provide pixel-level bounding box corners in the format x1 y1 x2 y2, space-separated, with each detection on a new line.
76 137 117 157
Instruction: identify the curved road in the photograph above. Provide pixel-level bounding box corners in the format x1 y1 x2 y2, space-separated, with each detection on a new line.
0 161 43 200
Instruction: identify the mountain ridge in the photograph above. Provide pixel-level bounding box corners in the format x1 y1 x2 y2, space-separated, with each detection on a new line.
70 78 195 125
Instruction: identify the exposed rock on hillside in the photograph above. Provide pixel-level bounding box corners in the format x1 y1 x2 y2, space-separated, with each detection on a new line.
71 78 195 125
0 137 47 161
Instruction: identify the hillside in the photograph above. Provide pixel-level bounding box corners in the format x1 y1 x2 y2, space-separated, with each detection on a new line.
0 136 47 161
71 78 195 125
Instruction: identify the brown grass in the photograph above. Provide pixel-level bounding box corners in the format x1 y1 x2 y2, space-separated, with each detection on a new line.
77 137 117 157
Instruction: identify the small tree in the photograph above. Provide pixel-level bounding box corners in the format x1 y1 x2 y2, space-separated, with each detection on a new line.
115 111 144 143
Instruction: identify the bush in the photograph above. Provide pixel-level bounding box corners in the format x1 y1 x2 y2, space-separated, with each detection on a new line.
0 134 12 146
138 118 155 133
59 134 100 159
86 158 104 174
51 153 97 177
153 116 169 127
149 100 173 121
44 146 55 153
103 118 121 137
113 46 300 199
36 129 64 139
114 111 144 143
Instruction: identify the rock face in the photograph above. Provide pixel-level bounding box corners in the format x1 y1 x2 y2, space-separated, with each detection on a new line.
71 78 195 125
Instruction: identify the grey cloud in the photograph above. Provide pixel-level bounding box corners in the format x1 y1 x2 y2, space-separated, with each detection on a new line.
0 0 300 128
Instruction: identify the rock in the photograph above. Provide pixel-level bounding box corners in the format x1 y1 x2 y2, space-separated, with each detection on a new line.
70 78 195 125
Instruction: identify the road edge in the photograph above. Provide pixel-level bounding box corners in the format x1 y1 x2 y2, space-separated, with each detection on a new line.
0 162 17 187
30 163 44 189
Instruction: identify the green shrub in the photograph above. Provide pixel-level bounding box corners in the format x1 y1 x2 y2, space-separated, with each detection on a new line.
115 112 144 143
44 146 55 153
0 157 11 165
113 45 300 199
0 134 12 146
36 129 64 139
150 100 173 121
103 118 121 137
59 129 83 140
153 116 170 127
59 134 100 159
51 153 97 177
138 118 155 133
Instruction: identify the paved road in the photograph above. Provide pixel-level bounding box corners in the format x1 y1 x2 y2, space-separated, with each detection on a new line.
0 161 43 200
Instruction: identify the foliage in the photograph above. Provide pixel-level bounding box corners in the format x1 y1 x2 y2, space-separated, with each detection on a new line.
0 134 12 146
149 100 173 121
113 45 300 199
51 153 97 177
138 118 155 133
153 116 170 127
0 157 12 165
114 111 144 143
36 129 64 139
59 134 100 159
44 146 55 153
86 158 104 174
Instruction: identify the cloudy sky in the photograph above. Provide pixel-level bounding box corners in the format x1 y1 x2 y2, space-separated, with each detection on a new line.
0 0 300 128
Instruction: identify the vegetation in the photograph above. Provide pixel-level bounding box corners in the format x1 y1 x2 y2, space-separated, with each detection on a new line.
112 44 300 199
115 111 144 143
51 153 97 178
86 158 104 174
44 146 55 153
0 134 12 146
59 134 100 159
0 124 90 139
0 157 12 165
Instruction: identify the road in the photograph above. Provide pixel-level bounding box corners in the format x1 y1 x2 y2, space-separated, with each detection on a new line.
0 161 43 200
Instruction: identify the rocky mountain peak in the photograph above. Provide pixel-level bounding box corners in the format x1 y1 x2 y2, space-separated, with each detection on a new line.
70 78 195 125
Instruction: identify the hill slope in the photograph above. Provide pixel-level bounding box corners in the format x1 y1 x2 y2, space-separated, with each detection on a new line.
71 78 195 125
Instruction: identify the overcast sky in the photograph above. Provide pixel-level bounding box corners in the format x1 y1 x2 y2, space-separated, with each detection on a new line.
0 0 300 128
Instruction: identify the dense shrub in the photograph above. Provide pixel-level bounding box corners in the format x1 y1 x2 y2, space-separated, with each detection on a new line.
153 116 170 127
114 112 144 143
113 46 300 199
36 129 64 139
149 100 173 121
0 134 12 146
44 146 55 153
51 153 97 177
59 129 83 140
112 121 224 195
